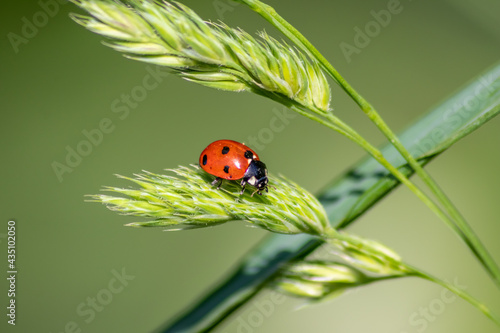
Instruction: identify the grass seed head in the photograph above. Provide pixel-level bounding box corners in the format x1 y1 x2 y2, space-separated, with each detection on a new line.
274 260 367 300
88 165 332 236
70 0 331 112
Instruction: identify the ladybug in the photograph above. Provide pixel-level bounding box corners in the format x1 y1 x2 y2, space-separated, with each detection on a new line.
199 140 269 195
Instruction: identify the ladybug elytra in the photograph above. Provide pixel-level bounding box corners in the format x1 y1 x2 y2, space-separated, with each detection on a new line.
199 140 269 195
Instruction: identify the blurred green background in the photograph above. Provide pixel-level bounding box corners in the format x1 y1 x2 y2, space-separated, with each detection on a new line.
1 0 500 332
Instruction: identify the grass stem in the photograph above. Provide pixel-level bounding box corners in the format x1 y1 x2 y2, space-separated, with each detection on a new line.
237 0 500 289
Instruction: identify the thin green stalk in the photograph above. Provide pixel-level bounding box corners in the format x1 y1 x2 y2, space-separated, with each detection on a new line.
324 232 500 326
408 265 500 326
286 103 467 245
367 114 500 287
235 0 500 288
290 103 500 315
314 111 466 238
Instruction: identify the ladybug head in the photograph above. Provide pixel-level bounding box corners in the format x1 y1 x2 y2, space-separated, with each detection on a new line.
244 160 269 192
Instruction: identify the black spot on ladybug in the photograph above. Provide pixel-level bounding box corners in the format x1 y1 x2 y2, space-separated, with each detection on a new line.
222 146 230 154
202 154 208 165
244 150 253 159
223 165 230 173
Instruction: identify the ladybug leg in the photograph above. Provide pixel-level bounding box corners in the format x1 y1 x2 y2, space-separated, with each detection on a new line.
240 179 246 195
212 177 223 189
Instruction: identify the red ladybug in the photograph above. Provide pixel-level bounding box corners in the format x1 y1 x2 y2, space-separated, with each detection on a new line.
199 140 269 195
